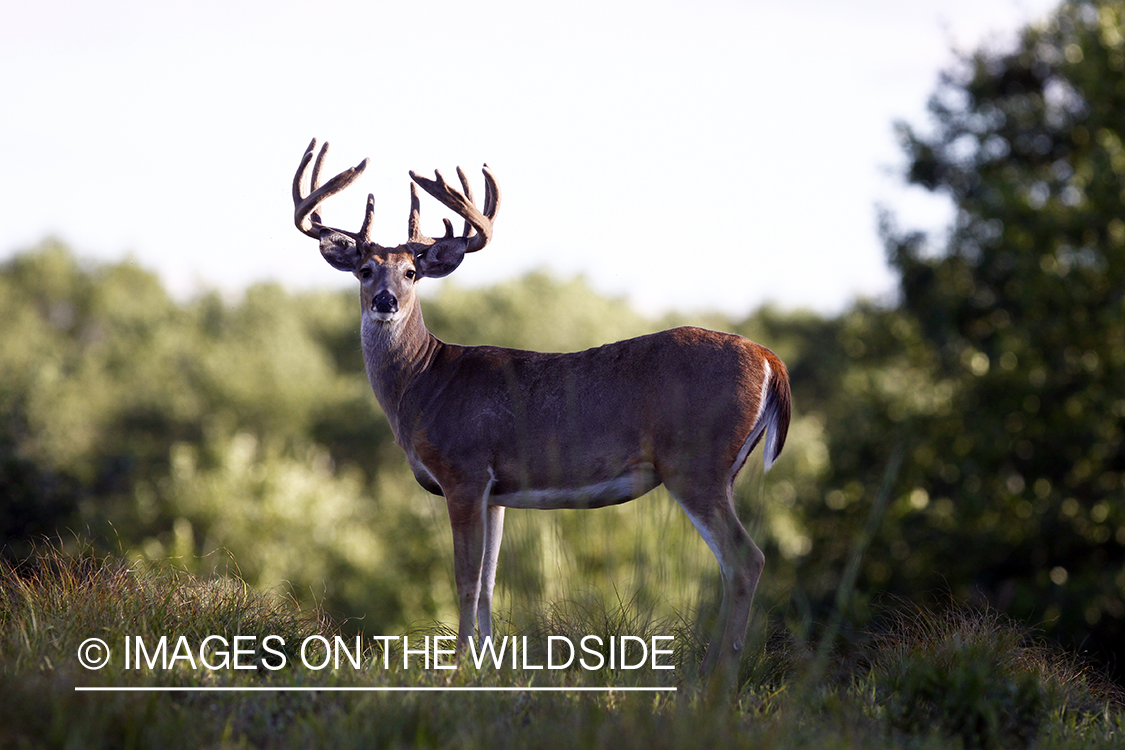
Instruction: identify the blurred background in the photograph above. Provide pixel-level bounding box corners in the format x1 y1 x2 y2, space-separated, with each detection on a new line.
3 0 1124 678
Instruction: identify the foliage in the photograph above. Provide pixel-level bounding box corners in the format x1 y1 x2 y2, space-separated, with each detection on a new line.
0 241 817 638
423 270 658 351
870 609 1050 749
877 0 1125 670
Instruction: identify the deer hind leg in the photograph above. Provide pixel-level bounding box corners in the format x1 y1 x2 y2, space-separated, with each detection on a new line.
669 483 764 683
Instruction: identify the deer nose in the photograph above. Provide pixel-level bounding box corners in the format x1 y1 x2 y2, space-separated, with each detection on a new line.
372 292 399 314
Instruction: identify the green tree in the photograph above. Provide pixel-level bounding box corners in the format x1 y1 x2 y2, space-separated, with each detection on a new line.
881 0 1125 669
2 242 841 635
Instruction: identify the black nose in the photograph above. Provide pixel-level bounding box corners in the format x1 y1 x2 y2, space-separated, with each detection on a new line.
373 292 398 314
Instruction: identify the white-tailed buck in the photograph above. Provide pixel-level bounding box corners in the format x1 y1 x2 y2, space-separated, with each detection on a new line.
292 139 791 679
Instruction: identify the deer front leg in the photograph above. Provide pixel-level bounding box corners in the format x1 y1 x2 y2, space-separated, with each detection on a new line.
446 487 489 651
477 505 505 639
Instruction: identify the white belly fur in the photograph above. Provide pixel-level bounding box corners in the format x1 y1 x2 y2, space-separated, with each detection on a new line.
490 465 659 510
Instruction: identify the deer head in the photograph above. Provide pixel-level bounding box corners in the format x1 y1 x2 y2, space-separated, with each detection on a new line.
292 138 500 322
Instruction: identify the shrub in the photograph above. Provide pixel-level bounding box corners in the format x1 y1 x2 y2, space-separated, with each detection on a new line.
865 606 1102 749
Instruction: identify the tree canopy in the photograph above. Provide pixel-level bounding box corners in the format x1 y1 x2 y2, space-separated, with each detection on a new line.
879 0 1125 666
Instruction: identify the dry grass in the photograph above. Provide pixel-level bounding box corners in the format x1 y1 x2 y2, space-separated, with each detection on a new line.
2 543 1123 749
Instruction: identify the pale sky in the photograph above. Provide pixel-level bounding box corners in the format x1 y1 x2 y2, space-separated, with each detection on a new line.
2 0 1060 316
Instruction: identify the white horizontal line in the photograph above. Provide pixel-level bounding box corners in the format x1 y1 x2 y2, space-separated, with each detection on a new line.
75 686 675 693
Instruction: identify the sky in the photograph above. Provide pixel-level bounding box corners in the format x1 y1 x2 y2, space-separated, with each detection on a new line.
2 0 1062 317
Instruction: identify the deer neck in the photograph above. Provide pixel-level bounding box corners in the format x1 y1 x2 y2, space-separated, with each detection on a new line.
360 298 441 435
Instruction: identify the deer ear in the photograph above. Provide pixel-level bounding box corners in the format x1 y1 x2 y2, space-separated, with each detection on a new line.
319 230 362 272
415 239 466 278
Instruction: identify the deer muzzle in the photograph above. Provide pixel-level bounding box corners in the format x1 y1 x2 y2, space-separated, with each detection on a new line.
372 292 399 315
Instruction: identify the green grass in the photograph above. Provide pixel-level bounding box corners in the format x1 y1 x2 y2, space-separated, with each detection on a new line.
2 544 1123 749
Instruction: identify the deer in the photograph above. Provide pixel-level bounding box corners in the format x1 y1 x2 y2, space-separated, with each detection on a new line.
291 138 791 681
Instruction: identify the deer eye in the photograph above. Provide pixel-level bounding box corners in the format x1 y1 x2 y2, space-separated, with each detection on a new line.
359 267 372 279
405 269 417 280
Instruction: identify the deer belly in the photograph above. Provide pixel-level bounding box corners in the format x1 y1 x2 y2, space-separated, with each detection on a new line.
488 464 659 510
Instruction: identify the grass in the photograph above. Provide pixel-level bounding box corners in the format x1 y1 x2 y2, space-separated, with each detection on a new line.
2 544 1123 749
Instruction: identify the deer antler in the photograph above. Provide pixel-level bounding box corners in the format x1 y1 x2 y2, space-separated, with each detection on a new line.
409 165 500 253
293 138 369 240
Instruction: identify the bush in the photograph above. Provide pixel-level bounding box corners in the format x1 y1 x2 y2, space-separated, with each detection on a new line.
866 605 1121 749
880 639 1046 748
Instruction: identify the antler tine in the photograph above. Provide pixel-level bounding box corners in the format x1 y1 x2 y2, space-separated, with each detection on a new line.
292 138 318 214
481 164 500 222
308 141 332 225
409 165 499 253
360 194 375 242
408 183 425 243
310 140 330 191
456 167 474 237
293 138 369 239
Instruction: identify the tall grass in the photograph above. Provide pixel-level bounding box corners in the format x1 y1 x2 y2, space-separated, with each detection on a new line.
3 543 1123 749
